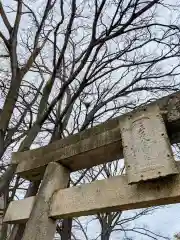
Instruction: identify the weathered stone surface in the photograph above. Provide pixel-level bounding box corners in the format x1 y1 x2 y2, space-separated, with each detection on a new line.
4 197 35 223
15 128 122 180
21 162 69 240
121 105 178 184
50 173 180 219
4 163 180 223
13 91 180 180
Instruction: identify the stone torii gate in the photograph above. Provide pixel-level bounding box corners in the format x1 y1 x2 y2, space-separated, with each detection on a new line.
3 91 180 240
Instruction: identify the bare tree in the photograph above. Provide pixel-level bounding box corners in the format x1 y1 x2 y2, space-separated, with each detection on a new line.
0 0 180 239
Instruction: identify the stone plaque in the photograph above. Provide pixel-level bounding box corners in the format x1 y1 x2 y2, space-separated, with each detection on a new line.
120 105 178 184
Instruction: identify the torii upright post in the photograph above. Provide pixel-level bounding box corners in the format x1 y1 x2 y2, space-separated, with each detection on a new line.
22 162 69 240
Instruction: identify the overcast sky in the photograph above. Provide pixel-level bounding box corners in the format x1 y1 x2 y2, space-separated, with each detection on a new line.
78 204 180 239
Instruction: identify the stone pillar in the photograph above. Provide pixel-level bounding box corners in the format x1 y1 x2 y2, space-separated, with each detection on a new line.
22 162 69 240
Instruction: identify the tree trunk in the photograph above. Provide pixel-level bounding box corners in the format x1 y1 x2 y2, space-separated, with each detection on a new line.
0 165 17 195
0 222 8 240
101 230 110 240
101 235 110 240
100 219 111 240
61 218 72 240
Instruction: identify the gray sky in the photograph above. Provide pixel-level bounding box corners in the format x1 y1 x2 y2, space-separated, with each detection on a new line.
129 205 180 238
81 204 180 239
